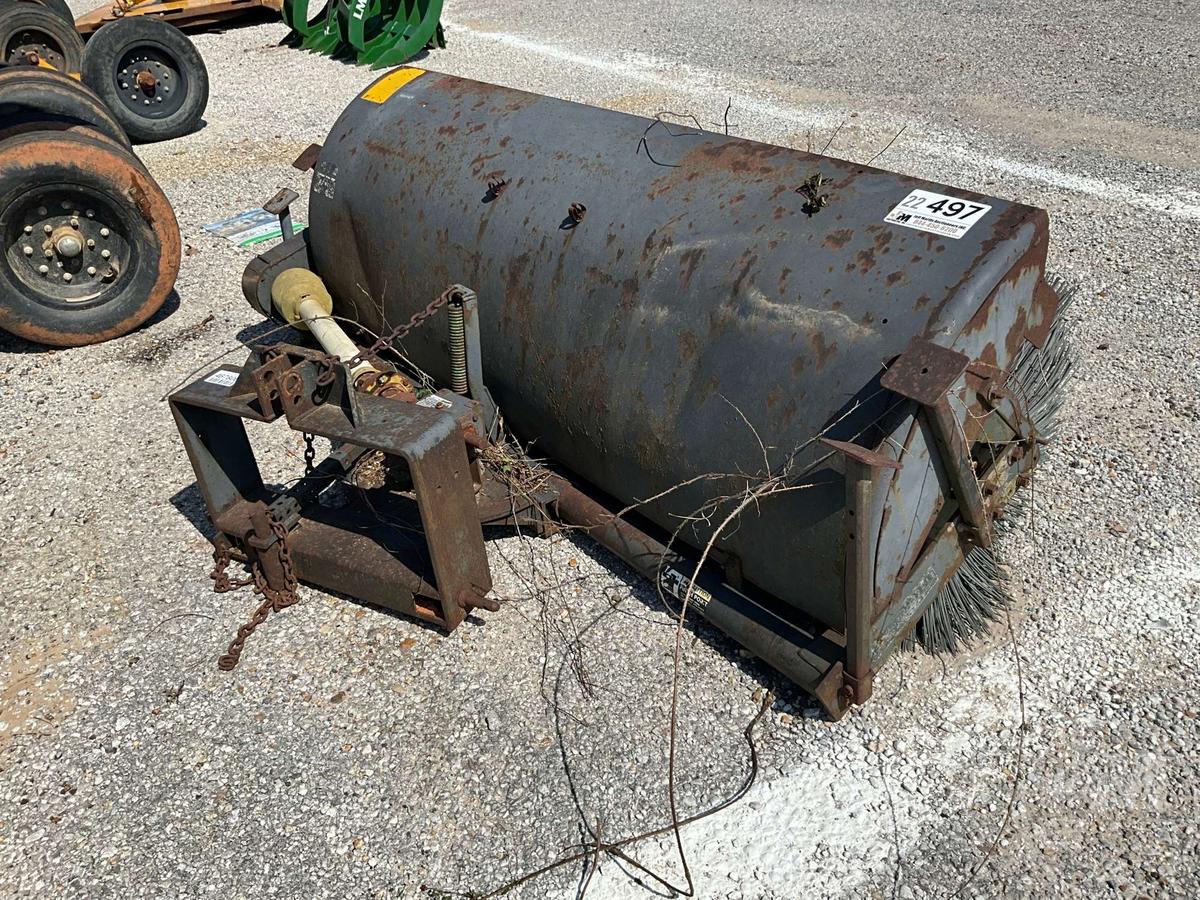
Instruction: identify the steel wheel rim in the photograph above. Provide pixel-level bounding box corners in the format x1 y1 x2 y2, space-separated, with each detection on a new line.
4 28 68 68
114 44 188 120
3 187 135 309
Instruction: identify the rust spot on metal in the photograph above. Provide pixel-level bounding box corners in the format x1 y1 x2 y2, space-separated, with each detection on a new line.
679 247 705 291
810 332 836 369
729 251 757 305
679 330 698 361
469 151 502 177
824 228 853 250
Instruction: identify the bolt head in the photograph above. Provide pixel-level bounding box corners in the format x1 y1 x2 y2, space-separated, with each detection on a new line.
23 225 32 234
37 265 48 275
43 224 53 234
55 234 83 258
100 228 110 238
87 266 97 276
22 246 32 257
101 250 111 259
62 273 72 283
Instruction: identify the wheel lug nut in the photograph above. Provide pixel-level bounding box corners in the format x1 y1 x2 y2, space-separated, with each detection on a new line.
38 265 48 275
43 224 53 234
22 246 32 257
23 225 33 234
63 273 73 283
87 239 96 249
101 250 111 259
87 266 97 276
100 228 110 237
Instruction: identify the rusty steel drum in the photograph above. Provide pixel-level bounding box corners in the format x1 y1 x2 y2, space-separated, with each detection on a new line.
263 67 1060 657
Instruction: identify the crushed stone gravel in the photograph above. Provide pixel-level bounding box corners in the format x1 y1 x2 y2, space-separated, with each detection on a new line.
1 2 1197 898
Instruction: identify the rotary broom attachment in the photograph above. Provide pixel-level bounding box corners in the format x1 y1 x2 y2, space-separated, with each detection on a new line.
171 68 1074 719
907 274 1077 655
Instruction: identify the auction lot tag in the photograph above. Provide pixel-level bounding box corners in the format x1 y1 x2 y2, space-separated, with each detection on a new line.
204 369 239 387
884 189 992 240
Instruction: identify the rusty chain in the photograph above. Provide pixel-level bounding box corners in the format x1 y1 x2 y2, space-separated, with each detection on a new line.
213 287 462 670
302 432 316 475
209 544 252 593
214 512 301 672
271 287 458 389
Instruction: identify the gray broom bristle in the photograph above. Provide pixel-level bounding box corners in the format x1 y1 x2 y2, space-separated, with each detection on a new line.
906 273 1078 655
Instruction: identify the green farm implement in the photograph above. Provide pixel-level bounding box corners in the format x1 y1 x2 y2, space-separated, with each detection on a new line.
282 0 445 67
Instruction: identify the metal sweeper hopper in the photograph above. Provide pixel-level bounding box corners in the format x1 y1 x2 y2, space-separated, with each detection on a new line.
171 67 1073 718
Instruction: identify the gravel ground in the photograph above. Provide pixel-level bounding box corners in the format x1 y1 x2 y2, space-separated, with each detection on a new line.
2 2 1198 898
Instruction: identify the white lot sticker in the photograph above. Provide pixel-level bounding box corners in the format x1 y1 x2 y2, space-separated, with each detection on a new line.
416 394 452 410
884 189 992 240
204 369 239 387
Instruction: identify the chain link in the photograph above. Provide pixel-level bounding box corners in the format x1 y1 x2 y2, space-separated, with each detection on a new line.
217 286 461 670
210 544 253 593
215 509 302 672
273 286 457 389
303 432 316 475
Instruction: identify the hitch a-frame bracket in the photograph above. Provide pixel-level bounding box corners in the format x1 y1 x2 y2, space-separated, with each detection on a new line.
170 346 494 630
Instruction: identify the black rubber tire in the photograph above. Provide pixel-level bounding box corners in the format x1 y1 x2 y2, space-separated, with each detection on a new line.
0 130 180 347
0 65 131 148
0 3 84 71
81 17 208 143
17 0 75 27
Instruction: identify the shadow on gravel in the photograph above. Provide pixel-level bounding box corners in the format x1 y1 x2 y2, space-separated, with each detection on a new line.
563 530 821 718
170 483 217 540
165 482 817 720
168 482 489 635
0 290 181 355
141 288 183 330
236 319 304 347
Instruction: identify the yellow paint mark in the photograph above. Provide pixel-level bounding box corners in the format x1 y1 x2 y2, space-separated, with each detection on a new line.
361 67 425 104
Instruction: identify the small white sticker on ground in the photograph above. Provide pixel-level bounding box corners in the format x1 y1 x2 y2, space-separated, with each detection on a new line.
884 189 993 240
204 369 239 387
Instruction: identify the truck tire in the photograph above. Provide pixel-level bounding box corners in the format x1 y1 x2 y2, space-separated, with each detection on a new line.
0 131 180 346
81 17 208 143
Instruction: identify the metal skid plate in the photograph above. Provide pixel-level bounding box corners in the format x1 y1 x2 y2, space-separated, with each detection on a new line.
170 347 492 630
